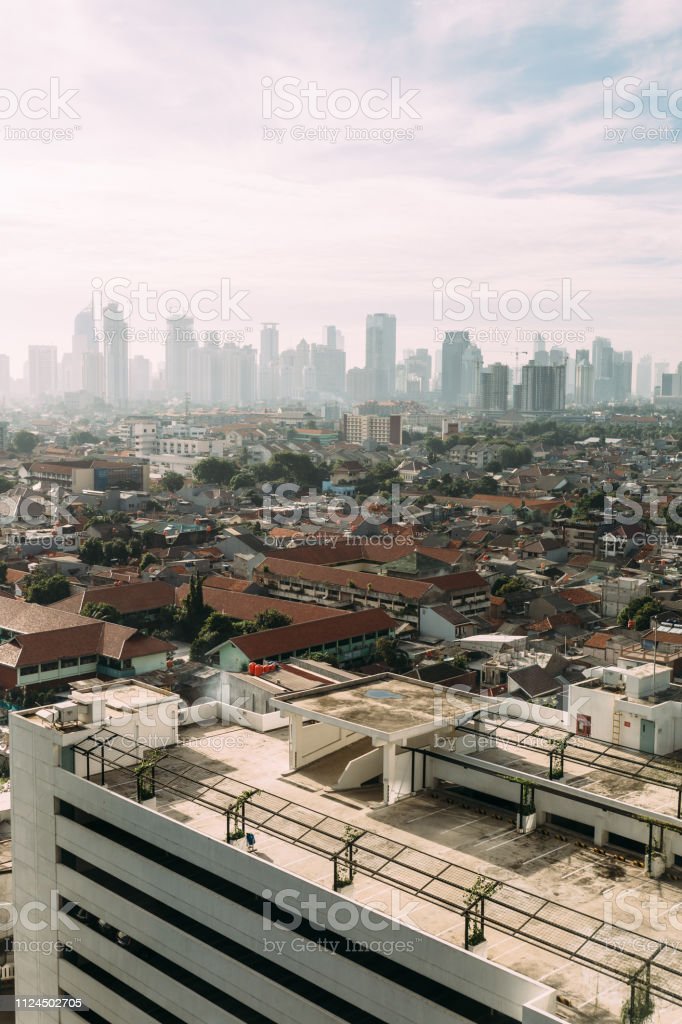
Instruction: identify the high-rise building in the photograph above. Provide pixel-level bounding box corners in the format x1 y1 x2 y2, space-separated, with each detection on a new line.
82 350 105 400
403 348 432 394
346 366 370 402
69 306 97 392
441 331 482 407
636 355 652 399
325 325 344 349
103 303 129 408
129 355 152 400
27 345 58 397
480 362 510 411
533 333 549 367
520 361 566 412
0 354 9 396
294 338 310 397
165 315 197 399
613 351 633 403
592 336 611 377
311 343 346 396
654 362 669 393
575 361 595 407
259 323 280 403
365 313 396 398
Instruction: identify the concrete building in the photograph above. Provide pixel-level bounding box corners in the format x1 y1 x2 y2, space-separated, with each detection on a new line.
365 313 396 398
519 361 566 413
27 345 58 398
568 662 682 755
479 363 510 412
342 413 402 446
9 680 569 1024
103 303 129 408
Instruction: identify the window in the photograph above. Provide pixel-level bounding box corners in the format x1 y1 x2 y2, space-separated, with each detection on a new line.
40 661 59 672
60 657 78 668
80 654 97 664
20 666 37 676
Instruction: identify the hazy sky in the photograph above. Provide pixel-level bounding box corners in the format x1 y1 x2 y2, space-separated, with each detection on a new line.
2 0 681 376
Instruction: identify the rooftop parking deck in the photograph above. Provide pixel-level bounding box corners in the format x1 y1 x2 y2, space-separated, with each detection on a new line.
71 719 682 1023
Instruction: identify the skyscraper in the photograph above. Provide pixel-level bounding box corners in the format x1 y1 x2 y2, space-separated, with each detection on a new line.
520 361 566 412
165 315 197 399
311 343 346 396
636 355 652 399
70 306 97 391
259 323 280 402
533 333 549 366
441 331 482 407
325 325 344 349
365 313 396 398
402 348 432 394
27 345 58 397
104 303 129 408
129 355 152 400
613 351 632 403
575 361 594 407
480 362 510 411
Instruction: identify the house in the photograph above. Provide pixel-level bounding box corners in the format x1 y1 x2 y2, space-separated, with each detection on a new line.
54 580 176 619
209 608 396 671
175 580 350 626
0 596 173 700
419 604 475 641
507 664 563 702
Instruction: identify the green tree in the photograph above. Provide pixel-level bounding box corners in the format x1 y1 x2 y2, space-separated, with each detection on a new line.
161 471 185 493
69 430 99 445
492 576 526 597
194 458 238 485
81 602 122 623
190 611 236 660
24 571 70 605
127 537 144 559
375 637 410 672
0 477 12 493
140 551 158 571
0 562 7 585
79 537 104 565
617 597 662 631
477 475 499 494
12 430 39 454
102 539 129 565
259 453 324 488
252 610 292 631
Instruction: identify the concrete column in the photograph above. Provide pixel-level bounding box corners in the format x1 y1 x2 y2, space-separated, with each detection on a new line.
593 813 609 847
290 716 303 771
382 742 397 805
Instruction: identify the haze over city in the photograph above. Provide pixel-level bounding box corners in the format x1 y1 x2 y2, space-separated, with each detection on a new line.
2 0 682 377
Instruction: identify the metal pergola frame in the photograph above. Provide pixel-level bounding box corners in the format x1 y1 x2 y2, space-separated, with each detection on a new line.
69 727 682 1008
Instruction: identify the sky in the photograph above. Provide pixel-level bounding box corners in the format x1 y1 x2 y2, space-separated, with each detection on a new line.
1 0 681 377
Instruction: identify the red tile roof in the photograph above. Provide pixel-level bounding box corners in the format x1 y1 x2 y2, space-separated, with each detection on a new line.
230 609 395 660
260 558 435 598
177 583 348 624
55 581 175 615
558 587 600 606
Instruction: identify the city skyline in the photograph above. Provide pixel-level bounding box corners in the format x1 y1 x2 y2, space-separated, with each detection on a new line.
10 303 666 412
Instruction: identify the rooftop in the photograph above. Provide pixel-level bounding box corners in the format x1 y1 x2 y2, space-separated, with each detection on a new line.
66 717 682 1024
275 674 489 740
